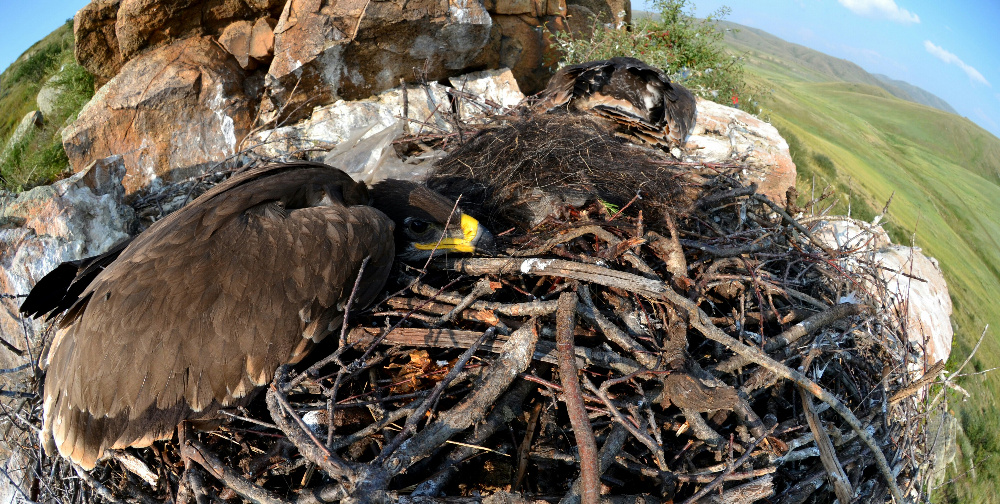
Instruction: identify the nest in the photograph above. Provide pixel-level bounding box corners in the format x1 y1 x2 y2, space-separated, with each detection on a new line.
5 102 937 504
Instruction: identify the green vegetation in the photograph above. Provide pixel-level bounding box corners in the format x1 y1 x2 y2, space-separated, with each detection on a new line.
552 0 749 107
0 20 94 191
718 21 1000 502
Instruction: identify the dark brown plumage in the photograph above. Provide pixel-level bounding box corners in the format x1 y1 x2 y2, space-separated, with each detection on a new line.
536 57 698 148
21 161 494 469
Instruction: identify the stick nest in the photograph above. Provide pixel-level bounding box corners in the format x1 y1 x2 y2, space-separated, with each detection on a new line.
5 104 937 504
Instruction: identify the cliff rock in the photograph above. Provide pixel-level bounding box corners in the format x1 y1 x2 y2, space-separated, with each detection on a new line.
62 36 255 196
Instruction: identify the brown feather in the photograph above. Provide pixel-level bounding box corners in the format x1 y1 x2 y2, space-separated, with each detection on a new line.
37 162 396 469
535 57 698 149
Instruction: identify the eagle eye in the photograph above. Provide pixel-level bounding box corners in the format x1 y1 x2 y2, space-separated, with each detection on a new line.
405 218 430 234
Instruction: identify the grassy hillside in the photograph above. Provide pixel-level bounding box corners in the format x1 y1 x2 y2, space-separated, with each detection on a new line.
718 20 959 117
0 20 93 191
873 73 958 114
724 25 1000 503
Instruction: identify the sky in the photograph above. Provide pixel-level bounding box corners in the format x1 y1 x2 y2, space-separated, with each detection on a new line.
0 0 90 71
1 0 999 138
634 0 1000 139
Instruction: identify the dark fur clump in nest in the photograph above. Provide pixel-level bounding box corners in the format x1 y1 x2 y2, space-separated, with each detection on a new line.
428 115 699 235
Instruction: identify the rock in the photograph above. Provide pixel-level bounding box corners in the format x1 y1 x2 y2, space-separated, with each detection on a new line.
925 411 959 490
0 155 133 500
61 36 255 197
255 82 456 160
566 0 629 26
255 68 524 165
114 0 252 60
73 0 286 84
449 68 526 116
249 17 277 62
809 217 953 369
219 19 256 69
0 156 134 375
261 0 493 124
0 111 44 167
688 97 797 205
36 75 63 118
491 14 561 95
74 0 124 86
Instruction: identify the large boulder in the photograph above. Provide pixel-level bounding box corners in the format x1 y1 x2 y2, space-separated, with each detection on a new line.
260 0 494 124
74 0 124 85
0 111 43 168
61 36 255 196
688 97 797 205
74 0 285 84
810 217 953 368
255 68 524 182
0 156 134 375
0 155 133 502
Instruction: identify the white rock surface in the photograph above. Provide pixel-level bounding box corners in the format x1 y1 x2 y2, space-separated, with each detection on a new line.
255 68 525 183
687 98 796 205
0 156 134 371
809 217 952 369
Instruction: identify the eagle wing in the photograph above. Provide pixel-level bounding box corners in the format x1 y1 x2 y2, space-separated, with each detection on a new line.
39 163 396 469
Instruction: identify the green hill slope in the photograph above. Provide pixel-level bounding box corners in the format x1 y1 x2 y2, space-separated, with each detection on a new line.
0 20 93 191
728 25 1000 502
719 20 958 115
873 73 958 114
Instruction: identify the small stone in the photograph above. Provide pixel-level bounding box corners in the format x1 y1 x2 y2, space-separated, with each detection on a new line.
219 20 255 69
249 17 276 61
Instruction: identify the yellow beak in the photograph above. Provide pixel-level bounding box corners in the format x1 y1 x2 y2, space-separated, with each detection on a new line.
414 214 497 254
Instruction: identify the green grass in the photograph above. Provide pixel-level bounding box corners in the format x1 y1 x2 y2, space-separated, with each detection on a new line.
726 29 1000 502
0 20 94 191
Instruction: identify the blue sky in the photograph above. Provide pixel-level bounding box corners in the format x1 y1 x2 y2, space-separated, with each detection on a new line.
2 0 999 139
634 0 1000 139
0 0 90 71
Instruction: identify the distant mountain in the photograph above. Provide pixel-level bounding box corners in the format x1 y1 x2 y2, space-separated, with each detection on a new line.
716 20 957 115
871 73 958 114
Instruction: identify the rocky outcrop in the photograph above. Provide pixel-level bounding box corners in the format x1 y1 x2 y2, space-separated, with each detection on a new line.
810 217 953 368
0 156 134 374
73 0 124 85
259 0 494 124
255 68 525 183
74 0 284 84
61 36 255 196
687 98 796 205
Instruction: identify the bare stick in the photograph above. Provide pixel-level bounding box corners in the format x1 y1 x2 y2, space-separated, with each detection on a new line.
679 424 776 504
556 292 600 504
180 437 284 504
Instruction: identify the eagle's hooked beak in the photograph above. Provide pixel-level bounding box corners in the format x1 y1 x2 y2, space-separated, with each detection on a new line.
414 214 498 256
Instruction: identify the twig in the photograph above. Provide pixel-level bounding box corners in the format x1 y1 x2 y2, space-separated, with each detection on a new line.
890 360 946 405
679 424 776 504
180 434 284 504
555 291 599 504
798 386 853 503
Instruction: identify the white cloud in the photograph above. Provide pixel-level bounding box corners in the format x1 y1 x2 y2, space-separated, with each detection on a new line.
924 41 991 87
838 0 920 23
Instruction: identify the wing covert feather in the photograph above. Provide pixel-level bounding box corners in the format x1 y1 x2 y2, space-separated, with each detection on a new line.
40 163 396 468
